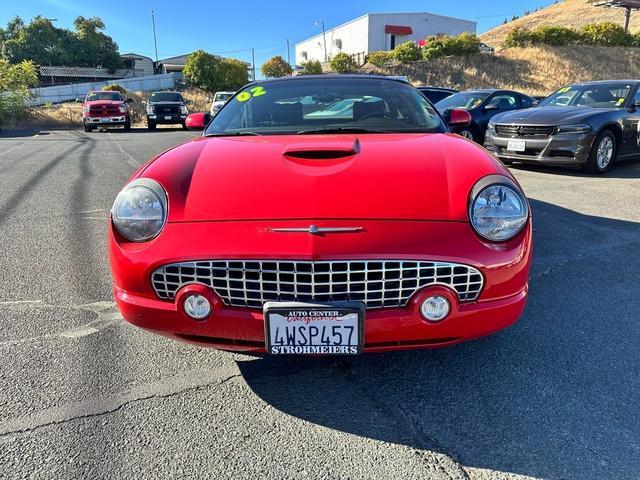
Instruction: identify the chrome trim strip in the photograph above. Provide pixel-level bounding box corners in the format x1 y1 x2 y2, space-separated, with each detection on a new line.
267 225 364 234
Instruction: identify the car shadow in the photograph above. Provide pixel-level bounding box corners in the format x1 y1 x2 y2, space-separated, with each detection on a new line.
236 199 640 479
0 128 47 138
102 127 190 134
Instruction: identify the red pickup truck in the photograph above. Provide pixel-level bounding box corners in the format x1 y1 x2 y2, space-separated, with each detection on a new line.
81 90 133 132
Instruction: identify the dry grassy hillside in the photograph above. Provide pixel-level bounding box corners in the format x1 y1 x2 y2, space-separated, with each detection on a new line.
481 0 640 48
386 45 640 96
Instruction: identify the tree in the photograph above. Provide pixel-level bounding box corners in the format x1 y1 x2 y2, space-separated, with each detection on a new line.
183 50 249 91
219 58 250 90
0 59 38 124
0 15 122 71
330 52 357 73
393 41 422 62
299 59 322 75
261 56 292 78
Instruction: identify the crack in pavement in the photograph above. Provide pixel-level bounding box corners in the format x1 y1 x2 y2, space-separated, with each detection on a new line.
0 368 242 440
0 300 123 346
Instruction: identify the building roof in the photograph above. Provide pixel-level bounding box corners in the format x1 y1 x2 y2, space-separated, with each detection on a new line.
39 66 133 78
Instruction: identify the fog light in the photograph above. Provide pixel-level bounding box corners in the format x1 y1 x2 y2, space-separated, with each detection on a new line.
420 295 450 322
183 294 211 320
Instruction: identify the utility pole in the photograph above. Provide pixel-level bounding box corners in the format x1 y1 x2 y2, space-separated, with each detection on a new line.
321 21 327 62
286 39 291 66
151 10 159 62
251 48 256 81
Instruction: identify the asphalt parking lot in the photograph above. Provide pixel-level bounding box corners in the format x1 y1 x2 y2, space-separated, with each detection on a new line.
0 127 639 480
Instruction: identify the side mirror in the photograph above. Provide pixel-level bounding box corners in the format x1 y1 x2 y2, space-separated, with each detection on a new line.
447 108 472 127
484 103 499 111
75 98 83 103
126 97 134 103
185 112 211 131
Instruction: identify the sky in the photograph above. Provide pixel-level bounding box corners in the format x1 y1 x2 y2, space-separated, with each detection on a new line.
0 0 554 71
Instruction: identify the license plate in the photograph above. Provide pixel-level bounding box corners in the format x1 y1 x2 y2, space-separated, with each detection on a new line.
164 116 172 120
507 139 526 152
100 118 110 123
264 302 364 355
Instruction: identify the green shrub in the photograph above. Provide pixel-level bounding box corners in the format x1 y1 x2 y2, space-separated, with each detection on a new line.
581 22 633 46
393 41 422 62
299 59 322 75
422 33 481 59
504 27 535 47
530 26 583 46
0 59 38 125
504 22 636 48
330 52 357 73
367 50 394 67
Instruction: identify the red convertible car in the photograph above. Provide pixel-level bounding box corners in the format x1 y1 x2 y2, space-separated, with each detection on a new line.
109 75 532 355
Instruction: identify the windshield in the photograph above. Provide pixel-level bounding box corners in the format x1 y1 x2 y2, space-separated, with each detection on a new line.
539 84 632 108
435 91 490 111
149 92 183 102
86 91 123 101
206 78 445 135
214 92 234 102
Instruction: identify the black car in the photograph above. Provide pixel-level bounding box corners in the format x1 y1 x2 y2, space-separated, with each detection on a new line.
486 80 640 173
146 91 189 130
417 86 458 104
435 89 536 143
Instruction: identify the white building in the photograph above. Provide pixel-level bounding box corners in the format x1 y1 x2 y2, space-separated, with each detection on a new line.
295 12 476 65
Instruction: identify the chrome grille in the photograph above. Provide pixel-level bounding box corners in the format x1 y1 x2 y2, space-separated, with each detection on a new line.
495 124 555 137
151 260 484 309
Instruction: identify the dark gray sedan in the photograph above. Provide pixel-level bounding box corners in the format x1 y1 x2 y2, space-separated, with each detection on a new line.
485 80 640 173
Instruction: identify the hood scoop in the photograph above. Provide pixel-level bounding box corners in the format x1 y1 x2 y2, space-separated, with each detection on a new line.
283 137 360 160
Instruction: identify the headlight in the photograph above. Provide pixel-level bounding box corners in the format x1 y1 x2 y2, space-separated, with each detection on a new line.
487 121 496 132
111 179 167 242
82 106 89 114
180 105 188 114
147 105 155 114
554 123 592 134
469 178 528 241
119 105 127 113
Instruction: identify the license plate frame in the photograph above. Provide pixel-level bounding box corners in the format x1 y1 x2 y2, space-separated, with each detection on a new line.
164 116 172 120
100 117 110 123
507 139 526 152
264 301 365 355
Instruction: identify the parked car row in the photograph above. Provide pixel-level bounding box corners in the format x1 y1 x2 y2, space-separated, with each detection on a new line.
419 79 640 174
79 89 236 132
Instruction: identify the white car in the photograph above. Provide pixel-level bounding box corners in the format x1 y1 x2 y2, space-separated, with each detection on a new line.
210 91 236 115
479 42 495 54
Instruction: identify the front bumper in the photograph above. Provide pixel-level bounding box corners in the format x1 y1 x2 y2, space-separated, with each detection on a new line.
147 114 187 124
109 220 532 353
486 131 595 166
84 116 127 125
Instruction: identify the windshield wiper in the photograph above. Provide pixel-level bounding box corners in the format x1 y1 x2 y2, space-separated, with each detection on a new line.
296 127 386 134
204 131 260 137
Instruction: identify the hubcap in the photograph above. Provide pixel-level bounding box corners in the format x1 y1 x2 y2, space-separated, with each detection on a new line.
596 137 614 169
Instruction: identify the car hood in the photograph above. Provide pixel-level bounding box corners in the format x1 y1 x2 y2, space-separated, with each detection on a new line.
139 133 509 223
493 106 614 125
85 100 124 106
